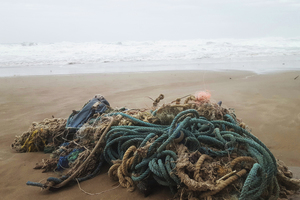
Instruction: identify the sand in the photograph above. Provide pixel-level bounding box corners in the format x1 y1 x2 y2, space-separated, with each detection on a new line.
0 70 300 199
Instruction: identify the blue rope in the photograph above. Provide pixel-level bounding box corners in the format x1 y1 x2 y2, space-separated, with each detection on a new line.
26 154 105 188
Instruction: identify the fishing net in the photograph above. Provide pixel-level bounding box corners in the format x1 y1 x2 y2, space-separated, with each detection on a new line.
12 94 300 199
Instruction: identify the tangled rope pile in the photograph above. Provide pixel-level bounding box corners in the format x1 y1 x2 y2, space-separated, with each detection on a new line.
103 109 281 199
13 94 300 199
12 118 67 152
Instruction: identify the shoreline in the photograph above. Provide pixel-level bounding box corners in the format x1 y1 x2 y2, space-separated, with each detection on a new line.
1 57 300 77
1 69 299 80
0 69 256 78
0 70 300 199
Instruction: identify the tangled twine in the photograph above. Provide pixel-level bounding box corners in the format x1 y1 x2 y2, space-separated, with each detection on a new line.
16 94 299 200
153 94 164 107
12 118 67 152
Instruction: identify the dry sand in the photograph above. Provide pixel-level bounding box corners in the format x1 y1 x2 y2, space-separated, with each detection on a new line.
0 70 300 199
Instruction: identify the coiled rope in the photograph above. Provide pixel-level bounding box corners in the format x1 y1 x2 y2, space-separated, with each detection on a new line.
103 109 279 199
27 109 279 199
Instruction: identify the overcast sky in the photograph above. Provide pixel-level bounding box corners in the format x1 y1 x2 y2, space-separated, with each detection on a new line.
1 0 299 43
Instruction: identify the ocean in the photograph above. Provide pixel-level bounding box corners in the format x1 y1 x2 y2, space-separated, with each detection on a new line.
0 37 300 77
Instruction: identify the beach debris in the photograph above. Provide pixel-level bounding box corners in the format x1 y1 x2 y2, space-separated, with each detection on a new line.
34 158 58 173
66 96 110 129
152 94 164 107
294 75 299 80
13 93 300 199
11 118 67 152
195 90 211 102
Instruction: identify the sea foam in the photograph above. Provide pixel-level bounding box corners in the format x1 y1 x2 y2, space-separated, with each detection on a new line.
0 37 299 76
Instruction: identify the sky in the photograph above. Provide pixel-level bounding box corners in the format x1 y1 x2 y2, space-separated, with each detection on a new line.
0 0 300 43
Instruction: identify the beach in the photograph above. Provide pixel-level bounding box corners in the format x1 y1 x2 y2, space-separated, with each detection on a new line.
0 70 300 199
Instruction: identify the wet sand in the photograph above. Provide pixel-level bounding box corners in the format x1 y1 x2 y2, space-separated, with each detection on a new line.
0 70 299 199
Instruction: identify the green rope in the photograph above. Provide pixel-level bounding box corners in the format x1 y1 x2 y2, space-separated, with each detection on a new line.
103 109 278 199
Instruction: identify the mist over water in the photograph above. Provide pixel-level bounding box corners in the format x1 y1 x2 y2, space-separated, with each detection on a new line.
0 37 300 76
